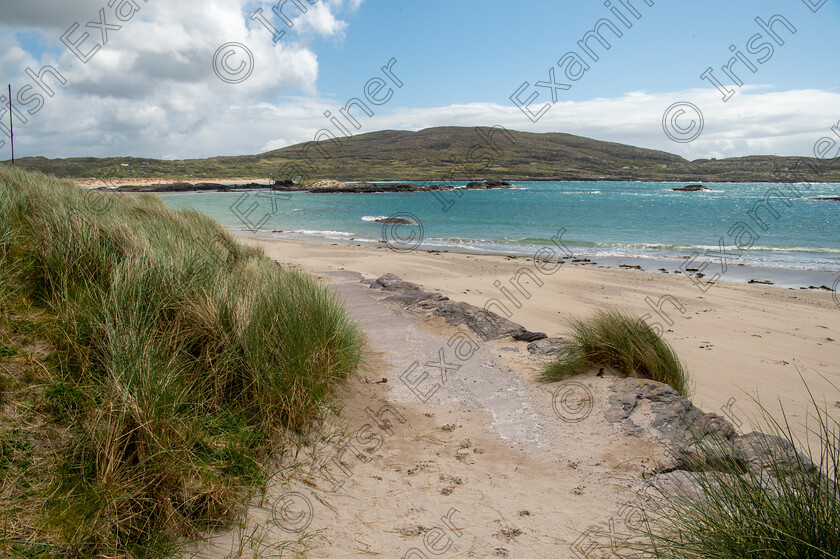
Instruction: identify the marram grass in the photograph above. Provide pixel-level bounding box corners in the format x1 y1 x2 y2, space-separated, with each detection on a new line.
636 387 839 558
539 307 691 397
0 165 362 557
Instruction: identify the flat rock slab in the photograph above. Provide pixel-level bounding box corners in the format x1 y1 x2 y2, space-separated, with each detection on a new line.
369 274 547 342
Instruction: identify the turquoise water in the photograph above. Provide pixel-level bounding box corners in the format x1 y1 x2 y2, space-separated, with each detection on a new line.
159 181 840 274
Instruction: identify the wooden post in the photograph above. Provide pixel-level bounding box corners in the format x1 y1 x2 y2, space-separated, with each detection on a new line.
8 84 13 166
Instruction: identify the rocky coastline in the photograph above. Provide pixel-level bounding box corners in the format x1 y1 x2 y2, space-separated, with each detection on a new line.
108 179 517 194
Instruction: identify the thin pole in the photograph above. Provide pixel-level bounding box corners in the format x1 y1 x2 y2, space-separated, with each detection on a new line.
8 84 13 166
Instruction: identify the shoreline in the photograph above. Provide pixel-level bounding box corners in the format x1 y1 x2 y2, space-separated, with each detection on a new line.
75 177 272 188
235 229 840 291
77 176 840 189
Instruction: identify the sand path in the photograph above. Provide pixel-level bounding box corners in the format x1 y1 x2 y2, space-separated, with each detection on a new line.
192 268 662 558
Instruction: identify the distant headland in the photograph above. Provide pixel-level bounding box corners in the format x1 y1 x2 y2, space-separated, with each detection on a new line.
11 126 840 184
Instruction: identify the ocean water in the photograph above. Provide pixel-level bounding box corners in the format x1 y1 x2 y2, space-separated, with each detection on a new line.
159 181 840 286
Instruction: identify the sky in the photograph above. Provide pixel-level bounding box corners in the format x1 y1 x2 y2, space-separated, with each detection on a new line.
0 0 838 161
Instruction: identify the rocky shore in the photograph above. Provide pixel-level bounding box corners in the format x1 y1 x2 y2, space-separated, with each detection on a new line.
109 179 517 194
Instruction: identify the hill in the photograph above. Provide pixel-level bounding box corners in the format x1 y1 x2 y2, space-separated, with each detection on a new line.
9 126 839 183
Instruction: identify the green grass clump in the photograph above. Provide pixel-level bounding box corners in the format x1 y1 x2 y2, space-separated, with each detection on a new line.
0 165 362 556
638 390 839 558
539 307 691 397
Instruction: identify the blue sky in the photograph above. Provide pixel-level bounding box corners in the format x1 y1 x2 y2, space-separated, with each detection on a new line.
0 0 838 159
312 0 839 107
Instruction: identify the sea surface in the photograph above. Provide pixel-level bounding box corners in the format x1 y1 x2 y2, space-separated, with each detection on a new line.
159 181 840 289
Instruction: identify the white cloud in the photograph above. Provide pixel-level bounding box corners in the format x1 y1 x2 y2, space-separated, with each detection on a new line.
291 2 348 38
0 0 365 157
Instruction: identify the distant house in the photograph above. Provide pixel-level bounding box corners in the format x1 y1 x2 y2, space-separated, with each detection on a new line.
120 163 130 167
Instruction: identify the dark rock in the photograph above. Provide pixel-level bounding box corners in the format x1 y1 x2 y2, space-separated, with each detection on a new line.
526 337 568 355
367 274 542 341
431 301 528 341
485 179 514 188
672 184 710 192
464 180 516 190
374 217 413 225
512 331 547 342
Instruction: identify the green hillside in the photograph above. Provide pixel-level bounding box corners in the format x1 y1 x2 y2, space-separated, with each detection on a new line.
9 126 839 183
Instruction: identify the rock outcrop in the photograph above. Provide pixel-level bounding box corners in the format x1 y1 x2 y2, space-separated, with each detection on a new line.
109 181 274 193
464 179 516 189
672 184 710 192
605 377 816 505
366 274 546 342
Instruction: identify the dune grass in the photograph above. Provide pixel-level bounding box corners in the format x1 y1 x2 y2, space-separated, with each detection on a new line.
539 308 691 397
637 388 839 558
0 165 362 557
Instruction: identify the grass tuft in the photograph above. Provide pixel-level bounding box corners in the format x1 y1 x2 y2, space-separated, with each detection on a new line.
539 307 691 397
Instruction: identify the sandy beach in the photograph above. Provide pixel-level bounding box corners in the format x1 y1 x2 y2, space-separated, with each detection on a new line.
244 237 840 425
191 235 840 557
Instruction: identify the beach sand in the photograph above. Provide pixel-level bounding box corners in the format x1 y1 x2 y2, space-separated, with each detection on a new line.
195 236 839 558
245 237 839 427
